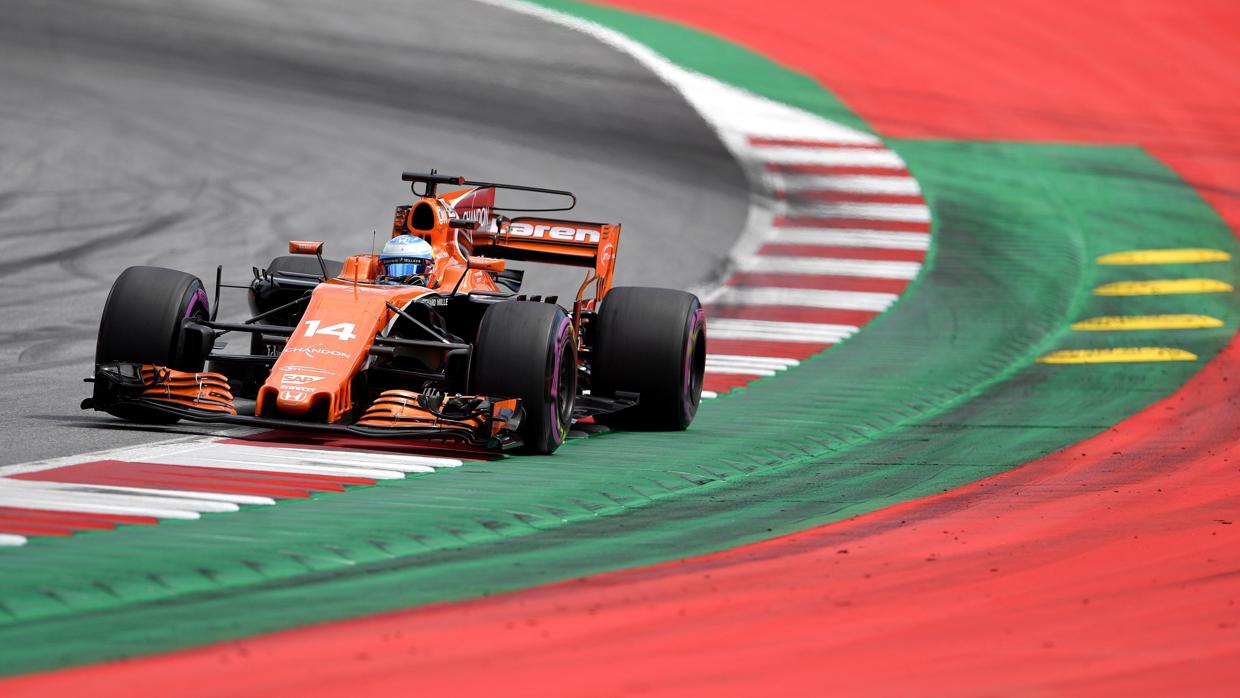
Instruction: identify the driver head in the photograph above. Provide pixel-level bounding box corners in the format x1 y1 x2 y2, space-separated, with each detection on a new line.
379 235 434 285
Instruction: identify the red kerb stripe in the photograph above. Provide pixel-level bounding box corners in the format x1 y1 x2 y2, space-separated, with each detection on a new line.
748 137 887 149
775 190 925 205
727 272 911 294
758 243 925 262
709 305 878 326
767 163 912 177
775 216 931 233
706 339 830 360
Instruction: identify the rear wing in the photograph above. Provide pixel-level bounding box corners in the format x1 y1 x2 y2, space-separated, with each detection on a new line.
393 171 621 311
473 217 621 311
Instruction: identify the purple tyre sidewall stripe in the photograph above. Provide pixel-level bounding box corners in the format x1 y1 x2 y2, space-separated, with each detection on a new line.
548 315 574 446
185 287 210 319
681 306 705 418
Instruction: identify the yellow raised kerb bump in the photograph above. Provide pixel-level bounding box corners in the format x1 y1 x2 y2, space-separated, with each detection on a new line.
1093 279 1233 296
1071 314 1224 331
1037 347 1198 364
1096 248 1231 265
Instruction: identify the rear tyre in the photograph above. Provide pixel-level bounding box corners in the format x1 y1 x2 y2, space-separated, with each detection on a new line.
95 266 211 424
471 301 577 454
592 287 705 430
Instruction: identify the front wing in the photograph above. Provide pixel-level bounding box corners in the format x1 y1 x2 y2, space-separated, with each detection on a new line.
83 362 525 450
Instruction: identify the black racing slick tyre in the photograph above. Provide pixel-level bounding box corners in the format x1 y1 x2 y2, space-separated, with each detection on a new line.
95 266 212 424
471 301 577 454
593 287 706 430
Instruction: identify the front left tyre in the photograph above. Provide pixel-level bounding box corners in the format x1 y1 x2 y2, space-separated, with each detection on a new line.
95 265 211 423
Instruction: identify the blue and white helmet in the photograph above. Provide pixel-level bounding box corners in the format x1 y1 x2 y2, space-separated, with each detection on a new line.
379 235 434 282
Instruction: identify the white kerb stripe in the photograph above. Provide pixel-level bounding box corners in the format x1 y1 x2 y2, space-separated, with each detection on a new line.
194 445 441 473
0 534 28 546
780 201 932 223
0 479 239 513
139 453 407 480
767 227 930 250
741 256 921 280
715 286 897 311
0 493 201 520
705 354 800 367
704 365 777 376
216 446 463 469
0 479 273 506
774 173 921 195
700 390 719 399
752 146 905 168
709 318 857 343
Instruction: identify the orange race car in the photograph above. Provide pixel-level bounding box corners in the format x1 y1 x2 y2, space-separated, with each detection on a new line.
83 172 707 453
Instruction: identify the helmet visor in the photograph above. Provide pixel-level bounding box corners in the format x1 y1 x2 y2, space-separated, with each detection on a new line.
382 257 431 278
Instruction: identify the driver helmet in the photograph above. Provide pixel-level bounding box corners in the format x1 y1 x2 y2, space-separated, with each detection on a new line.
379 235 434 284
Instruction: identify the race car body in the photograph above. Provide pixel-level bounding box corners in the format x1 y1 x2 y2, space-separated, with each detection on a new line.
85 172 706 453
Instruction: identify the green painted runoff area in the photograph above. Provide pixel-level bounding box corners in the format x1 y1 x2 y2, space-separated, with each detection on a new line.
2 139 1235 675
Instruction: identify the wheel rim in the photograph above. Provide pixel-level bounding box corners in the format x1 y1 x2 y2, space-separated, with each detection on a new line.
682 307 706 417
549 319 576 445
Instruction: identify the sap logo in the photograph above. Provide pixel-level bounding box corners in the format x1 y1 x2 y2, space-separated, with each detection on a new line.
508 222 599 244
280 374 324 385
279 390 309 403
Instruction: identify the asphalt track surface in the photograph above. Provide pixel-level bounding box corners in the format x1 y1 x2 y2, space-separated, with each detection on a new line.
0 0 747 466
12 1 1232 694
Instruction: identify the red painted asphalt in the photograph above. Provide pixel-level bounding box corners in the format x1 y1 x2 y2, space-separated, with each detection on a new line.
5 0 1239 694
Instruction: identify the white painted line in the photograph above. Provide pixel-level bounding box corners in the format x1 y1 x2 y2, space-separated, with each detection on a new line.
780 201 932 223
751 145 905 168
705 354 801 367
0 493 201 520
708 318 857 343
0 534 28 546
741 256 922 279
774 173 921 195
704 365 777 376
700 390 719 400
767 227 930 250
0 480 239 513
714 286 897 311
476 1 879 144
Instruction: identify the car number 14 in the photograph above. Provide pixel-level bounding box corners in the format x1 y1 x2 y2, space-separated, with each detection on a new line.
303 320 358 341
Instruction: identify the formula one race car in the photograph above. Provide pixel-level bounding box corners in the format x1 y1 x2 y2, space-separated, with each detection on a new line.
83 171 706 453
